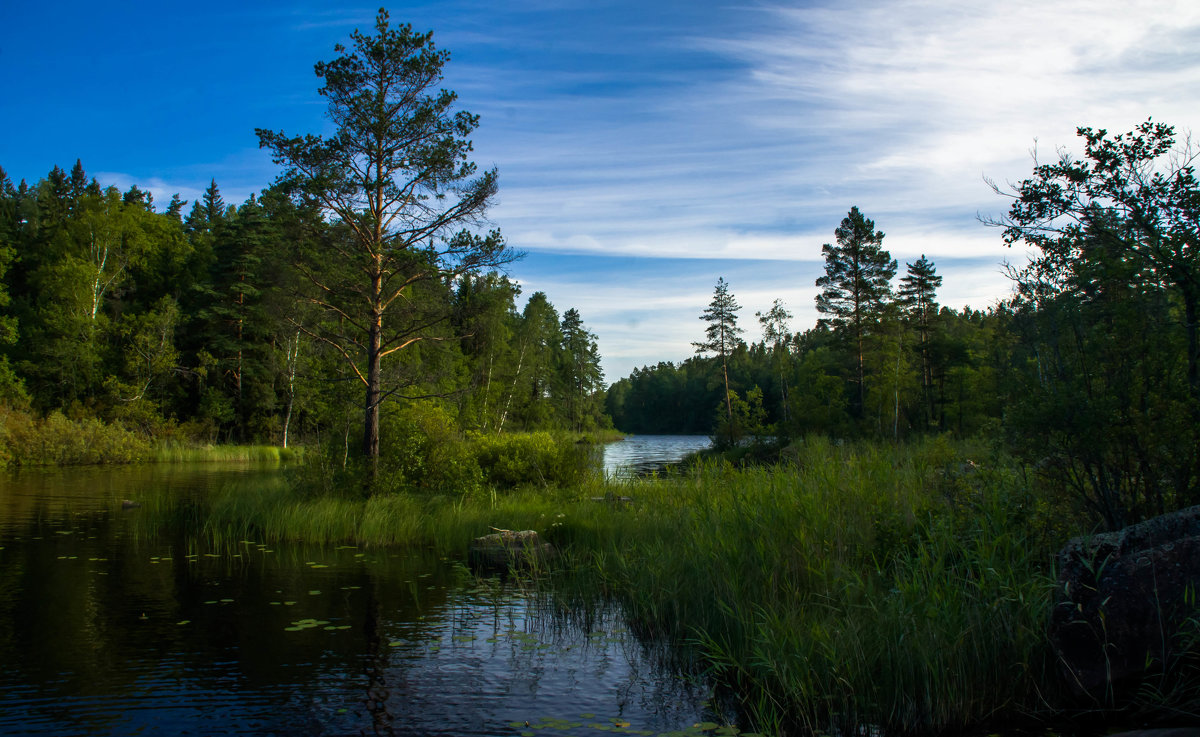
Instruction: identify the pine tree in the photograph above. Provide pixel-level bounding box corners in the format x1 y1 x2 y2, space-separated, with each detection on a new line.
815 206 896 419
694 277 743 426
257 9 515 468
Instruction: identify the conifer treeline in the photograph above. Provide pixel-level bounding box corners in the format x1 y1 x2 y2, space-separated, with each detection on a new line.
606 207 1007 441
0 162 608 444
605 260 1008 441
609 119 1200 530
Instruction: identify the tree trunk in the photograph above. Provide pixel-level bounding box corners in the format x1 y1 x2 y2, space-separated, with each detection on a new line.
363 291 382 469
722 353 733 421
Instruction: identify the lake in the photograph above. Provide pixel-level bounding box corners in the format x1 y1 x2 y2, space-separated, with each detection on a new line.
600 435 711 478
0 457 725 737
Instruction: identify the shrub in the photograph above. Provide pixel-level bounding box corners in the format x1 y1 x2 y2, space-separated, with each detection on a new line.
0 406 150 465
469 431 592 488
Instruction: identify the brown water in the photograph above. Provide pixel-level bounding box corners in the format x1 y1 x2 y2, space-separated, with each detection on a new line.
0 464 720 736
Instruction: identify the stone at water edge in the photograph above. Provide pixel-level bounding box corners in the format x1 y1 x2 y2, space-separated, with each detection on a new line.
1050 504 1200 700
467 530 556 573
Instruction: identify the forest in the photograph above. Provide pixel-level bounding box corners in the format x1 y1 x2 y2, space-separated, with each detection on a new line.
609 122 1200 532
0 165 609 450
3 8 1200 735
4 112 1200 532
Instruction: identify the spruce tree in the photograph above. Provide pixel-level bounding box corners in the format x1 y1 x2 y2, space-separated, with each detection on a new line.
559 308 604 431
897 255 942 427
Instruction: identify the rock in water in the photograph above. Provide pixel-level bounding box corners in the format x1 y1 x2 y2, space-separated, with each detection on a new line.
1051 505 1200 700
467 530 555 574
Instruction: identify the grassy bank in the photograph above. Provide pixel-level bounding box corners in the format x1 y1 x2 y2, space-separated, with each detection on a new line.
565 437 1068 735
148 442 303 464
168 435 1083 734
0 405 302 466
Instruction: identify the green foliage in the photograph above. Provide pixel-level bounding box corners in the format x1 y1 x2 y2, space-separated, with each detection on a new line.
378 401 483 496
556 438 1064 735
470 431 592 489
178 436 1084 734
998 120 1200 529
816 206 897 420
713 386 768 449
148 442 302 463
256 8 516 460
0 406 150 466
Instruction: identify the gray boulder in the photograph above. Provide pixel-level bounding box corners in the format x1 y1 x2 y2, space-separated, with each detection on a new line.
1050 505 1200 700
467 529 555 574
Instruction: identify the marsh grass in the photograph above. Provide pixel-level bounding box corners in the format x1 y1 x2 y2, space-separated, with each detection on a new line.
134 435 1081 735
150 442 303 464
553 437 1068 736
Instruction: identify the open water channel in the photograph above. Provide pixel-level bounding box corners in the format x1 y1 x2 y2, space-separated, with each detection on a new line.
0 437 717 737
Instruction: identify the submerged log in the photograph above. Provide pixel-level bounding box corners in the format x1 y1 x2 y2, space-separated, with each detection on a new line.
467 529 555 574
1050 504 1200 701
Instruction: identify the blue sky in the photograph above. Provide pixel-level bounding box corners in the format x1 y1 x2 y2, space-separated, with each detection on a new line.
4 1 1200 381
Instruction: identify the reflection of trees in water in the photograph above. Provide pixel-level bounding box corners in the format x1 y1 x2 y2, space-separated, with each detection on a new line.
362 583 394 736
0 479 719 736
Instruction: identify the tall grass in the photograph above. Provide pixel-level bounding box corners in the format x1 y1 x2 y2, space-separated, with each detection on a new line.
193 470 614 554
137 434 1077 734
554 437 1067 735
149 442 303 464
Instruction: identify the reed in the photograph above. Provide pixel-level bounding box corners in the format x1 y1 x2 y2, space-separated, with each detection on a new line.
149 442 303 464
553 437 1067 735
142 434 1083 734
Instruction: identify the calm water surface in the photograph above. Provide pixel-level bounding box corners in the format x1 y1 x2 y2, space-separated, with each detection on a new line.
0 463 720 736
601 436 711 478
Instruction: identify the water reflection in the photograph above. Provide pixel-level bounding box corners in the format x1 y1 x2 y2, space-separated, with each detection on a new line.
0 465 718 736
601 435 711 478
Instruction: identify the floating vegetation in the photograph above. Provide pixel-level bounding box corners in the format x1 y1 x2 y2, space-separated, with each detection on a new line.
284 618 331 632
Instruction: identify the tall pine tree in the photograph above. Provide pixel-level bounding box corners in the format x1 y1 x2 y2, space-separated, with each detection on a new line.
815 206 896 419
694 277 743 428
